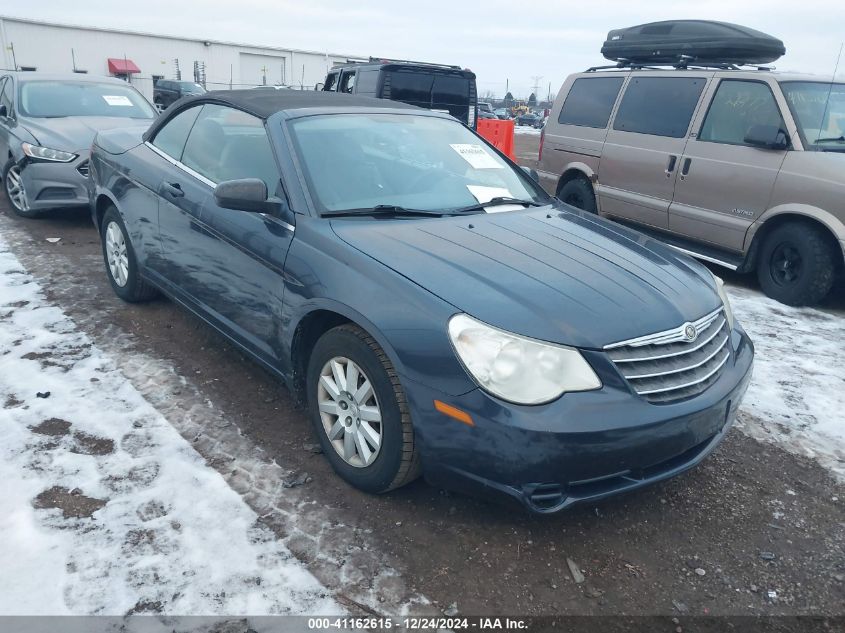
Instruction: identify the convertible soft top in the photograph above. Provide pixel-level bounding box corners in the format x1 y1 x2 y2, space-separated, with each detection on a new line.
176 88 419 120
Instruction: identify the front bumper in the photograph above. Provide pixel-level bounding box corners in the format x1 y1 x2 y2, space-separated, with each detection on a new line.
404 326 754 513
19 152 90 211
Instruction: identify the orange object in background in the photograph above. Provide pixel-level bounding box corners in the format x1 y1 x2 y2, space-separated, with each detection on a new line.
476 119 515 161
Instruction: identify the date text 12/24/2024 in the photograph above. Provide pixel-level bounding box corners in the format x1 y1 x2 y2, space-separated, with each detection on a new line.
307 617 529 630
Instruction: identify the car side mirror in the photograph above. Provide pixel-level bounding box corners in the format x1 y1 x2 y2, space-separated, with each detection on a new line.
214 178 291 219
0 104 7 118
315 82 324 91
744 124 789 150
521 166 540 183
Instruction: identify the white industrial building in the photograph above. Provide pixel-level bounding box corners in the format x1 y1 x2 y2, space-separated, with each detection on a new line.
0 15 366 100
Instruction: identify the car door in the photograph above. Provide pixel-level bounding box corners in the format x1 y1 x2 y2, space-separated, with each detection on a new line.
177 103 293 366
598 74 709 230
669 78 790 251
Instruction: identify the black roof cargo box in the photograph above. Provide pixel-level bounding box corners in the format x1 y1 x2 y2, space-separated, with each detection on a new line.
601 20 785 66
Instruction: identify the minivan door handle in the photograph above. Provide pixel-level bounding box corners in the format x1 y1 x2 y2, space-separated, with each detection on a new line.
163 182 184 198
680 157 692 177
665 155 677 176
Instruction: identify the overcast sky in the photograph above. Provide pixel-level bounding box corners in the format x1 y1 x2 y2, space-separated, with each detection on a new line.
6 0 845 98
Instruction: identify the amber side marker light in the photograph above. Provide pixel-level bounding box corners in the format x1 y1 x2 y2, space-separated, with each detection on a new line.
434 400 474 427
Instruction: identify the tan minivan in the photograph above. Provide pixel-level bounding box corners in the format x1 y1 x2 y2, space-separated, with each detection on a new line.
538 68 845 306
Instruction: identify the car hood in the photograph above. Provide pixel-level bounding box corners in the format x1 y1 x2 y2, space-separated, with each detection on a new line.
20 116 154 153
331 206 722 349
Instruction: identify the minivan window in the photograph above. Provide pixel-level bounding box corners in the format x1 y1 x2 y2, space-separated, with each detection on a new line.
558 77 624 128
781 81 845 151
0 77 10 114
613 77 705 138
339 72 356 94
151 105 202 159
699 80 785 146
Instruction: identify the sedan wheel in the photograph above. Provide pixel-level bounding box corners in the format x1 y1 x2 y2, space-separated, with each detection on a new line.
105 221 130 287
5 165 30 213
318 356 382 468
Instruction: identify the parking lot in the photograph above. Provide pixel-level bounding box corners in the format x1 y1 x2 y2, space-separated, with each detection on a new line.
0 129 842 618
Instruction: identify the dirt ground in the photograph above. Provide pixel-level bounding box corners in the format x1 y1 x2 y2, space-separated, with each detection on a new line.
1 132 843 619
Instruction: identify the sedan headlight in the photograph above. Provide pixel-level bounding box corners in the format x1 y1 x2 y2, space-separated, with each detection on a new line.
448 314 601 405
712 273 736 331
22 142 77 163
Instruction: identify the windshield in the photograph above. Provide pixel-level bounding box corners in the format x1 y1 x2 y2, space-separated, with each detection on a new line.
781 81 845 150
288 113 545 215
19 80 156 118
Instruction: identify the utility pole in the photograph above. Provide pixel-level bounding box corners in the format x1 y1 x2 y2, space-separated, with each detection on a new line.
530 75 543 103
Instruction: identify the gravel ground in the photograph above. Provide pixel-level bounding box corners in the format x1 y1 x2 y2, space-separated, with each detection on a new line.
0 134 843 619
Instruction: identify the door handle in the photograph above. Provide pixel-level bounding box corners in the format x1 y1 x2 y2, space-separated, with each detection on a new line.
665 155 677 176
680 158 692 178
163 182 184 198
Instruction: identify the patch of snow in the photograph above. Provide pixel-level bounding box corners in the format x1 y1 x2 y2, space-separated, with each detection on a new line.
729 285 845 480
0 238 341 616
514 126 542 136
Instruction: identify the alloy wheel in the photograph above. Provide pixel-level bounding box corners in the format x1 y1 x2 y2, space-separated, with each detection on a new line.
105 221 130 287
5 165 29 212
771 242 802 286
317 356 383 468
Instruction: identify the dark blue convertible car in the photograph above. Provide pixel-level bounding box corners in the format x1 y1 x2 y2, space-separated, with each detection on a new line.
89 90 753 513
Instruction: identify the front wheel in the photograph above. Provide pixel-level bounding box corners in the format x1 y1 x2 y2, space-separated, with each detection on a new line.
756 222 836 306
557 177 597 214
3 160 40 218
306 324 420 493
100 207 159 302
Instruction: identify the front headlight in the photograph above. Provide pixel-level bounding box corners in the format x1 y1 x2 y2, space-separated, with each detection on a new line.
712 273 736 331
22 142 77 163
447 314 601 405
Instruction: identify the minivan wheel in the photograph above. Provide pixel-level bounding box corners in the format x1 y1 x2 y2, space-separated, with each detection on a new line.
306 324 420 494
3 161 40 218
557 178 597 214
756 222 836 306
100 207 159 302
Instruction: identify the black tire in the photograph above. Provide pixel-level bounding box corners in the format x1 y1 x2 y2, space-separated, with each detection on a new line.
3 159 42 218
557 177 598 214
100 206 159 302
306 324 420 494
756 221 836 306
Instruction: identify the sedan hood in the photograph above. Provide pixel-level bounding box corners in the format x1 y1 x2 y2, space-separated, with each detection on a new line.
331 207 722 349
21 116 154 153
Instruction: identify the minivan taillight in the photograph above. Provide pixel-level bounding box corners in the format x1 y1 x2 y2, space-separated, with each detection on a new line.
539 127 545 161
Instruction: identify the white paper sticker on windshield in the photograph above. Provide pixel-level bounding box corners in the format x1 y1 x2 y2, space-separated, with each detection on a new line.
102 95 133 106
450 144 502 169
467 185 523 213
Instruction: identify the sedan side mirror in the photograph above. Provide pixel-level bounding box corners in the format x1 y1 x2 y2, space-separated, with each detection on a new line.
0 104 7 118
521 166 540 183
744 124 790 150
214 178 286 215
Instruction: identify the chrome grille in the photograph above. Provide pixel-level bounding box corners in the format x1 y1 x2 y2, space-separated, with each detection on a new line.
76 160 90 178
605 308 730 404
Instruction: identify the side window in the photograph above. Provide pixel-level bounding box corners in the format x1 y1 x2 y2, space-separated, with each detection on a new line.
613 77 706 138
339 71 356 94
323 73 338 92
151 106 202 159
699 80 785 145
0 77 12 114
181 104 278 191
558 77 624 128
355 69 379 94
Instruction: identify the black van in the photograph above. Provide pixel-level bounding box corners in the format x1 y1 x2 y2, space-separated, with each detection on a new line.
321 58 478 127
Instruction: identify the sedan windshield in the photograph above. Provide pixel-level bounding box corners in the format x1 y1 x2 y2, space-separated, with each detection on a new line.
288 114 546 214
781 81 845 150
18 80 156 118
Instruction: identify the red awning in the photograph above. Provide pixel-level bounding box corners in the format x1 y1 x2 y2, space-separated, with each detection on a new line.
107 58 141 74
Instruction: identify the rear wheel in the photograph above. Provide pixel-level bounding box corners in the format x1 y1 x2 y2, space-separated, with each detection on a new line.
306 324 420 494
756 221 836 306
557 177 597 214
3 160 40 218
100 206 159 302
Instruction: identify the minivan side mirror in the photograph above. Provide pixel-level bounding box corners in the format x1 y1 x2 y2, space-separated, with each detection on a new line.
744 124 790 150
214 178 285 215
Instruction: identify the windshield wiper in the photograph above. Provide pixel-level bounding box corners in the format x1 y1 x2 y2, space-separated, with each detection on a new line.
813 135 845 143
451 197 544 214
322 204 449 218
